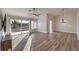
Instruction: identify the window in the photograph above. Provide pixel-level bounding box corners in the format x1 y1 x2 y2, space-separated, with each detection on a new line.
10 18 30 39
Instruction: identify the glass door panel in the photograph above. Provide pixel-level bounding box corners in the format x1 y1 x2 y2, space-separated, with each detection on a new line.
21 20 30 34
11 19 22 39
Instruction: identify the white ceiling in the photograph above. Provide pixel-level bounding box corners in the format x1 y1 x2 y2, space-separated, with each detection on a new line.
1 8 77 17
37 8 77 16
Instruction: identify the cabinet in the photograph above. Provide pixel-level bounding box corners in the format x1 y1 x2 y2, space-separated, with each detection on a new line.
1 35 12 51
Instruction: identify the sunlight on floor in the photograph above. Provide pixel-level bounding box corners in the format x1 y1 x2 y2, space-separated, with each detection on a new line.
23 36 32 51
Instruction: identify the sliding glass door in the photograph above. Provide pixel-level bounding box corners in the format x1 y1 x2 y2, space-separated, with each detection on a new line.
11 19 21 39
21 20 29 34
10 17 38 39
10 18 30 39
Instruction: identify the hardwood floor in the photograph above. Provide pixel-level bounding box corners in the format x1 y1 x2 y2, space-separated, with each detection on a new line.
13 34 29 51
30 32 79 51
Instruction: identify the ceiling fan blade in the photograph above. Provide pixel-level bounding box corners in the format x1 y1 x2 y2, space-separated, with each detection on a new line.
29 8 41 16
36 14 40 16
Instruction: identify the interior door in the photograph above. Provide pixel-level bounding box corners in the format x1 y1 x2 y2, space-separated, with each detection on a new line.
49 20 52 33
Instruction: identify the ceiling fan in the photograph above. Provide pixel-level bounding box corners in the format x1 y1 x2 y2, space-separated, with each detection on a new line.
29 8 40 16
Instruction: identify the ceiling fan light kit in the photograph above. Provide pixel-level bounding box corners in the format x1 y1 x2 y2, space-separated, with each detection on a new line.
29 8 40 17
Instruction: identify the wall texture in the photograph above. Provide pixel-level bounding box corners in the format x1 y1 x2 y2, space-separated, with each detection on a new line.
76 9 79 40
54 12 76 33
38 13 47 33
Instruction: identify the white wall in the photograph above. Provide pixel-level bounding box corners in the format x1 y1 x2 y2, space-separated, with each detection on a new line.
38 13 47 33
76 9 79 40
38 14 55 33
54 12 76 33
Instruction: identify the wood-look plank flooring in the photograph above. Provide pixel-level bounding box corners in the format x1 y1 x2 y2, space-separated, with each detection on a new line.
30 32 79 51
13 35 29 51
